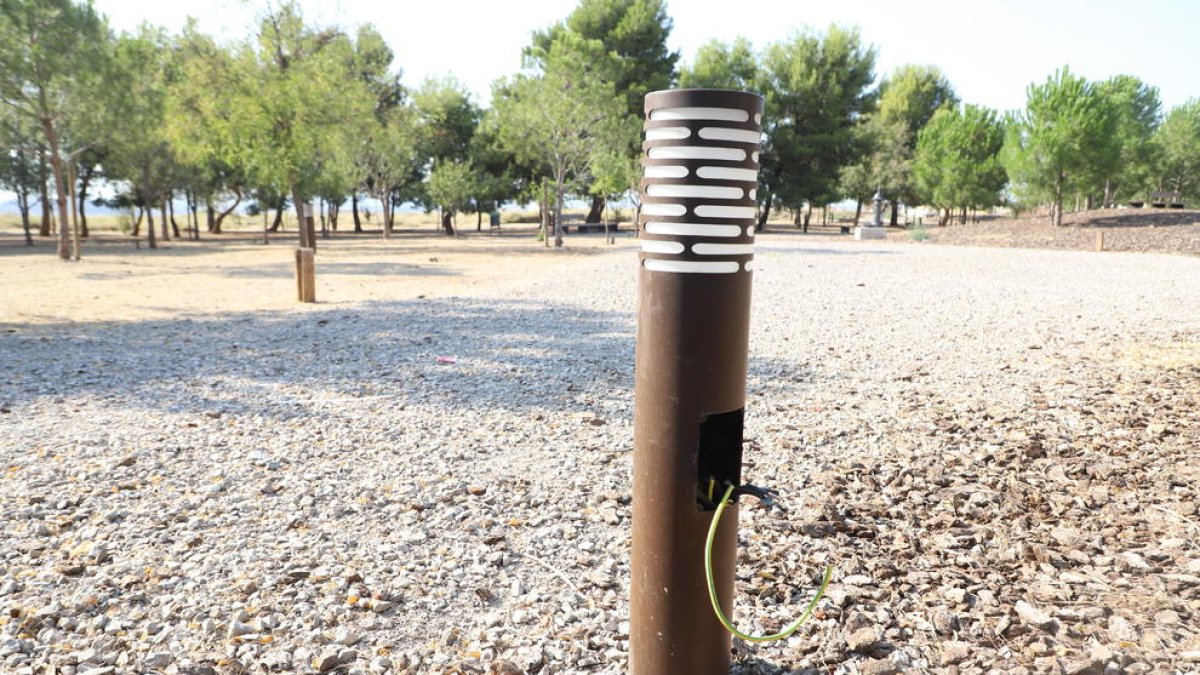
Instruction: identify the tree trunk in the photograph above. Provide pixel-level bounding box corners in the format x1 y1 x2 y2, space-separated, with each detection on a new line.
584 194 604 223
1103 179 1113 209
146 202 157 249
214 188 241 232
441 209 455 236
131 206 142 236
68 162 80 260
205 195 217 233
160 203 170 242
291 186 310 248
36 115 73 260
756 192 772 232
959 206 967 225
169 196 180 238
1053 174 1064 227
381 193 392 239
18 189 32 245
889 199 899 227
352 194 362 232
269 205 284 232
853 199 862 225
330 202 338 231
476 203 483 232
553 187 565 248
802 203 811 233
38 153 51 237
77 168 90 239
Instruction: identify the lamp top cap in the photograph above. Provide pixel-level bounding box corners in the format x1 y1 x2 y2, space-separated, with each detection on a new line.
644 88 764 117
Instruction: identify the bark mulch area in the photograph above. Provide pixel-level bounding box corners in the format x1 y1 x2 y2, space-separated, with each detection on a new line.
920 209 1200 256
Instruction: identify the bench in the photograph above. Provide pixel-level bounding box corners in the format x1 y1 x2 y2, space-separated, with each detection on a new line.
1148 191 1184 209
569 222 621 234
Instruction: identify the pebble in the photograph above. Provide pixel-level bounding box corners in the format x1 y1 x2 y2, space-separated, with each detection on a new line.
0 239 1196 674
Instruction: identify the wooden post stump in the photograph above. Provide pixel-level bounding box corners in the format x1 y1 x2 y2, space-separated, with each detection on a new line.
295 247 316 303
1095 231 1105 252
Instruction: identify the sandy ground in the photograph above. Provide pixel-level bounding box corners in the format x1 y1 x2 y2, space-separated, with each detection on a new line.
0 226 635 327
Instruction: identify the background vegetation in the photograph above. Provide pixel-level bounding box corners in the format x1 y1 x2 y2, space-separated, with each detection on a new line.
1 0 1198 259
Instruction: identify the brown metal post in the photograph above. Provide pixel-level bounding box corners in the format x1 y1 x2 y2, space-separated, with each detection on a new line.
631 88 764 675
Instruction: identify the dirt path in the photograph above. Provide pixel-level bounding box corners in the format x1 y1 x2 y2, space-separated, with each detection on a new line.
0 227 635 326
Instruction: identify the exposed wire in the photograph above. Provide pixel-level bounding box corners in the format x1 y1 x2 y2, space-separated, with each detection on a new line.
704 483 833 643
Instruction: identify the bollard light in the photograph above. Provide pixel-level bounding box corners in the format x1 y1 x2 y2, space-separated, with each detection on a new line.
631 88 764 675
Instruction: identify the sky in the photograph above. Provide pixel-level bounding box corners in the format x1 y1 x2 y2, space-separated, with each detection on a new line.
91 0 1200 114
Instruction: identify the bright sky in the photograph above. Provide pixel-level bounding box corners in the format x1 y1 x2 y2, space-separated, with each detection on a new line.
94 0 1199 114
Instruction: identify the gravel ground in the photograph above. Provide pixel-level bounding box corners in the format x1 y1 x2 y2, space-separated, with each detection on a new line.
1 235 1199 674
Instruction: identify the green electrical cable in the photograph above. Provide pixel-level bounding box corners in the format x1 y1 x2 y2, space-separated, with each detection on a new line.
704 483 834 643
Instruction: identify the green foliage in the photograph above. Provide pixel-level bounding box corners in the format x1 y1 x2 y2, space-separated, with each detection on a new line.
0 0 109 124
0 0 109 256
493 33 633 245
0 106 41 211
913 104 1006 216
874 64 957 207
532 0 678 119
678 37 757 90
426 160 478 219
838 115 909 205
103 27 178 207
239 3 374 220
1094 75 1162 203
1155 99 1200 202
1002 67 1118 225
758 25 877 212
877 65 957 144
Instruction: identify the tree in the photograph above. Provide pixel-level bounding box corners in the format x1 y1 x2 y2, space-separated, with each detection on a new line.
1094 75 1161 206
757 26 877 230
413 76 480 234
103 27 177 249
492 34 631 247
0 107 41 244
838 116 909 224
531 0 678 222
425 160 477 235
678 37 757 90
0 0 109 259
360 106 420 237
914 104 1006 225
1155 99 1200 202
874 65 957 223
1002 67 1118 226
165 20 252 234
239 2 373 247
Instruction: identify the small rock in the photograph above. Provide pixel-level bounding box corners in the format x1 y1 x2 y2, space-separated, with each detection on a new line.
1107 615 1138 643
846 626 878 653
144 652 173 669
859 658 899 675
489 660 523 675
933 607 959 635
943 587 967 604
940 641 971 666
333 627 361 646
227 621 255 639
1015 600 1055 630
313 649 341 673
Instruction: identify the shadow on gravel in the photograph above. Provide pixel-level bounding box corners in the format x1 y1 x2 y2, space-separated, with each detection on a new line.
0 297 818 422
0 298 635 419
